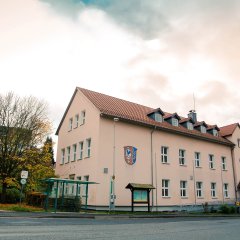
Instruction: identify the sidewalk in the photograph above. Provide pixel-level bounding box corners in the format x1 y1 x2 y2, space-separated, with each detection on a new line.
1 210 240 219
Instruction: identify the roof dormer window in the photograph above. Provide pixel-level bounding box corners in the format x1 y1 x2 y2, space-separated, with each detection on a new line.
200 126 206 133
154 112 163 122
187 122 193 130
212 129 218 136
172 118 179 127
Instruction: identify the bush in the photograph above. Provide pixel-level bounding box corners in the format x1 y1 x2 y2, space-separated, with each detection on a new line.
5 188 23 203
219 204 230 214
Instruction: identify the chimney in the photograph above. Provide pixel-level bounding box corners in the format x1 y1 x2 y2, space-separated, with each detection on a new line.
188 110 197 123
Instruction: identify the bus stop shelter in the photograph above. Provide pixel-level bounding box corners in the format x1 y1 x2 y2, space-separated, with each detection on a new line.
43 178 98 212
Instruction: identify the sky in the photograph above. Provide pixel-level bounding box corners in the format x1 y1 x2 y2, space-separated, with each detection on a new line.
1 0 240 141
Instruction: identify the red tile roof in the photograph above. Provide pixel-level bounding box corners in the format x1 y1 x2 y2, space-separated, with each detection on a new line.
77 87 233 146
219 123 240 137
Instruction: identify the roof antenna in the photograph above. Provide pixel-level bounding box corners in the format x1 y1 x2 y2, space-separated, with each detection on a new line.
193 93 196 112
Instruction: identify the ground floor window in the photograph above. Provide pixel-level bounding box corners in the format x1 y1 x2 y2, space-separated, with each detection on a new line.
162 179 170 197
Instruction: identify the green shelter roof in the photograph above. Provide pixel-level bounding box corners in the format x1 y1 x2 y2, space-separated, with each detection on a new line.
42 178 98 185
126 183 155 189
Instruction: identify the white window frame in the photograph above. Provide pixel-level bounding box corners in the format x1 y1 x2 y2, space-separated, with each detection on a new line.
209 154 215 169
180 180 187 198
72 144 77 161
172 118 179 126
187 122 193 130
67 146 71 163
74 114 79 128
79 141 84 160
213 129 218 136
221 156 227 170
80 110 86 125
196 181 203 198
211 182 217 198
179 149 185 165
86 138 91 158
201 126 206 133
61 149 65 164
223 183 229 198
161 146 169 163
195 152 201 167
162 179 170 197
68 118 73 131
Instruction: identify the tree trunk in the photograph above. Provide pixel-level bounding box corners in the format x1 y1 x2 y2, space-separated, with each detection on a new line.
1 182 7 203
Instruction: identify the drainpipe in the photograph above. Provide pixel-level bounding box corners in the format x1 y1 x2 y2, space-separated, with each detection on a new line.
231 147 238 202
150 126 157 211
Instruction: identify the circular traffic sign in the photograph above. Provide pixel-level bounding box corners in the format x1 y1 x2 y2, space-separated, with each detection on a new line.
20 178 27 185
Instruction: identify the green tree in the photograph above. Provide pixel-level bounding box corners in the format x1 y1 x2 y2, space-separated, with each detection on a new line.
43 136 55 166
0 92 51 202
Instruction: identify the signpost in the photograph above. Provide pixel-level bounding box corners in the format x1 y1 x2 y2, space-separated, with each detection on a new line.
20 170 28 204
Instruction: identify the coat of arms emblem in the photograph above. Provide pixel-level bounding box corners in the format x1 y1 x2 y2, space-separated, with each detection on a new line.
124 146 137 165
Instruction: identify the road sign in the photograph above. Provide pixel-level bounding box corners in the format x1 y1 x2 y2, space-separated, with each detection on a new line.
21 170 28 179
20 178 27 185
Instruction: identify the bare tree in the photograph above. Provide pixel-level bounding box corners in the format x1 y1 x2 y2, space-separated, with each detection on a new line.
0 92 51 202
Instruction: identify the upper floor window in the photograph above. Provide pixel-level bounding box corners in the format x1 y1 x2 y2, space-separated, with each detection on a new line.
72 144 77 161
179 149 185 165
61 149 65 164
86 138 91 157
80 110 86 125
79 141 84 160
221 156 227 170
162 179 170 197
74 114 79 128
67 146 71 163
172 118 179 127
161 146 169 163
200 126 206 133
195 152 201 167
68 118 73 131
180 180 187 197
196 181 203 198
209 154 215 169
187 122 193 130
238 139 240 148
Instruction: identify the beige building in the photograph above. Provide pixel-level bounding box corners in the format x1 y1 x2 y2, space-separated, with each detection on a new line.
55 87 240 211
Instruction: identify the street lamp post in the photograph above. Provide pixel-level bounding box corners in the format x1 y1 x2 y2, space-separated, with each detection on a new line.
110 117 119 211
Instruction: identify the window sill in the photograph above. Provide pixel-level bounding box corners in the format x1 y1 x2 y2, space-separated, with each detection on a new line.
211 197 218 199
222 169 228 171
77 158 83 161
162 196 171 198
161 162 170 165
85 156 91 159
209 168 216 170
197 197 204 199
181 197 188 199
195 166 202 168
179 164 187 167
65 162 70 164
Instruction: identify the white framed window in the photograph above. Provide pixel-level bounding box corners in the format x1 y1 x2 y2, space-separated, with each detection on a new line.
223 183 229 198
162 179 170 197
221 156 227 170
61 149 65 164
86 138 91 158
172 118 179 126
68 118 73 131
79 141 84 160
213 129 218 136
74 114 79 128
180 180 187 197
209 154 215 169
80 110 86 125
161 146 169 163
82 175 89 196
154 113 163 122
179 149 185 165
72 144 77 161
201 126 206 133
196 181 203 198
211 182 217 198
67 146 71 163
187 122 193 130
195 152 201 167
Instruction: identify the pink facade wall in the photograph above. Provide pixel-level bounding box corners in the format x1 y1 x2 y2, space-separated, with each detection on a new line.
97 118 235 207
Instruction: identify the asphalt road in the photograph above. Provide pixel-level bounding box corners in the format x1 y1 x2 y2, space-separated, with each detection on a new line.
0 217 239 240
